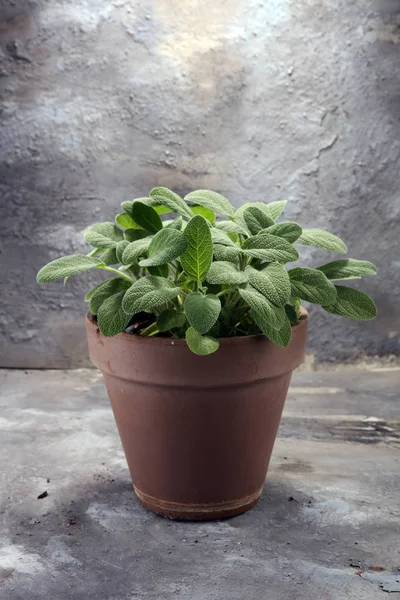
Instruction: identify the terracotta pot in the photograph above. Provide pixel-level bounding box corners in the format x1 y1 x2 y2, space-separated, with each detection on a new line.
86 310 308 520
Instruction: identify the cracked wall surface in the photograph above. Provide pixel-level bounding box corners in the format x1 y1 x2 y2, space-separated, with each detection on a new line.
0 0 399 367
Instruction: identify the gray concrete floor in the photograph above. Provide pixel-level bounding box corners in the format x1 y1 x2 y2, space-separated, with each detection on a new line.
0 367 399 599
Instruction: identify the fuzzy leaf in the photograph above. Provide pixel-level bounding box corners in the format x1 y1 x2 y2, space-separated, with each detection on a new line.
266 200 287 220
148 264 169 277
97 290 132 337
297 228 347 253
116 240 129 263
122 237 152 264
185 189 236 217
246 263 291 307
84 222 124 248
289 267 337 305
124 229 151 242
211 228 238 247
181 215 213 281
100 247 118 265
244 233 299 263
89 278 131 315
139 229 188 267
185 327 219 356
323 286 377 320
243 206 274 235
266 222 303 243
85 281 107 302
131 202 163 233
157 309 186 332
215 220 248 236
125 199 172 216
37 255 104 283
115 213 139 230
316 259 377 281
164 216 183 230
150 187 193 219
252 310 292 347
184 292 221 334
239 287 285 330
122 276 180 315
190 205 215 224
206 261 248 285
234 203 268 233
213 244 242 263
285 304 299 325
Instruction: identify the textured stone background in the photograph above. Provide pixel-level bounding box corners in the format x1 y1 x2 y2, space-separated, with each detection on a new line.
0 0 399 368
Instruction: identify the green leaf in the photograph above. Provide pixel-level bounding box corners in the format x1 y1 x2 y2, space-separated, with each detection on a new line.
37 255 104 283
89 278 131 315
285 304 300 325
211 228 238 247
239 287 285 330
246 263 291 307
85 281 107 302
235 202 272 229
244 233 299 263
181 215 213 281
97 290 132 337
206 261 248 285
84 223 124 248
184 292 221 334
215 220 248 236
150 187 193 219
115 213 139 230
122 276 181 315
297 228 347 253
190 205 215 224
316 259 377 280
122 237 152 264
116 240 129 263
185 327 219 356
131 202 163 233
323 286 377 320
154 205 173 215
265 200 287 220
289 267 337 305
148 264 169 277
266 222 303 243
213 244 242 263
252 310 292 347
100 247 118 265
184 189 236 217
139 228 188 267
243 206 274 235
157 309 186 332
164 216 183 230
125 199 172 216
124 229 151 242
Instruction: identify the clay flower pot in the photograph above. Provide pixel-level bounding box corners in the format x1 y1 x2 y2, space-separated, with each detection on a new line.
86 310 308 520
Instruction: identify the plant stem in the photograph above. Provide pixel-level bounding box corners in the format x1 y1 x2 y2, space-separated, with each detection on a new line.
216 289 231 298
99 266 134 283
140 321 159 337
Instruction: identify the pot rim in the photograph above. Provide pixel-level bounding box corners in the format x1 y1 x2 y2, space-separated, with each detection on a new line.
86 307 308 348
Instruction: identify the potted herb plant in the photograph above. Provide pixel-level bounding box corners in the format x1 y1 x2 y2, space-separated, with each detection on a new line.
37 188 377 520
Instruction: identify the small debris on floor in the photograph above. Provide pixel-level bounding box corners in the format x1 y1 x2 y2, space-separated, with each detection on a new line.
37 491 48 499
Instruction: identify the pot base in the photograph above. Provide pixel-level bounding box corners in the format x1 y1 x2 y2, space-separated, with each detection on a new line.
134 486 263 521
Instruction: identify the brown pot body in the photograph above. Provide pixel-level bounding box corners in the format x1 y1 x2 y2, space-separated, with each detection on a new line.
86 311 308 520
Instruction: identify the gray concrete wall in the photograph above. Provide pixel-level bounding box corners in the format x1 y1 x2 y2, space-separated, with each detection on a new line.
1 0 399 368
